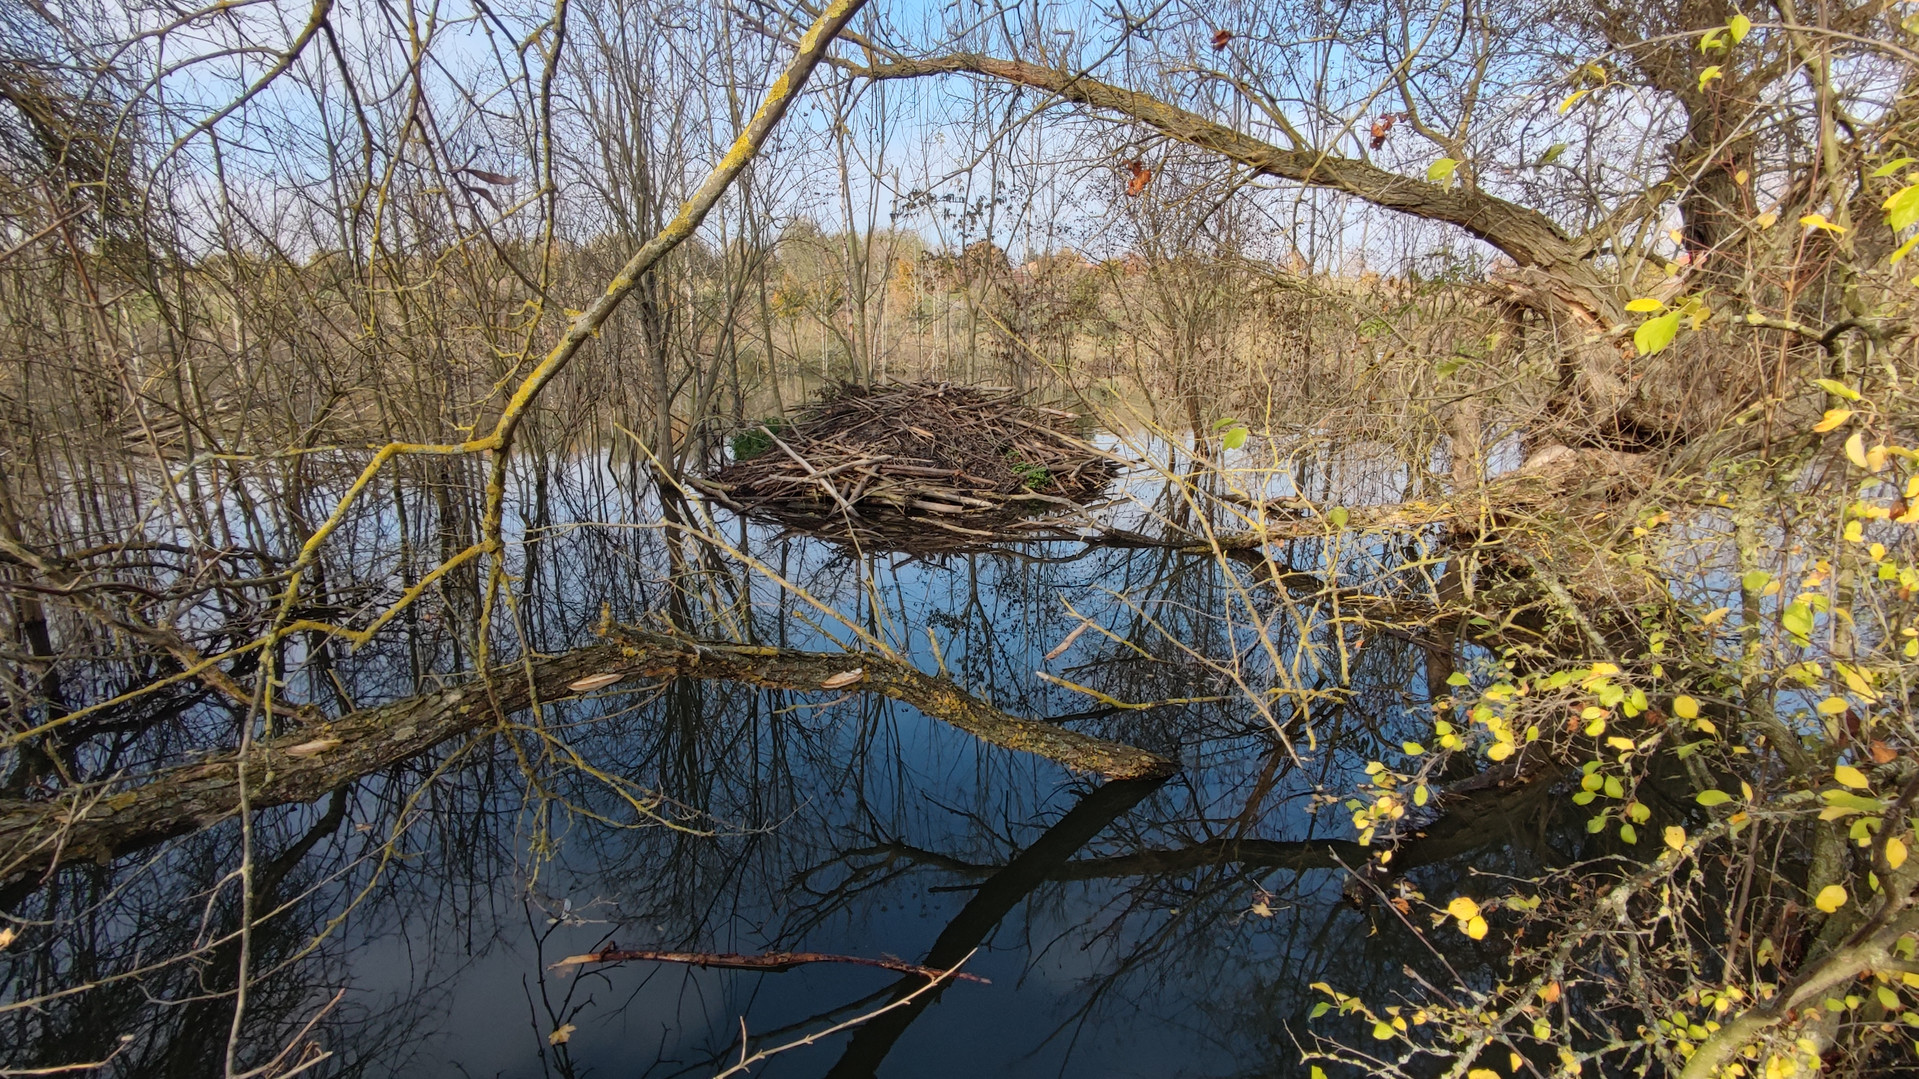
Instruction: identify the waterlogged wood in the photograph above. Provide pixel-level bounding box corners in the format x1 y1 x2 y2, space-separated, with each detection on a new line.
0 645 637 882
0 629 1173 882
608 625 1178 781
550 948 989 983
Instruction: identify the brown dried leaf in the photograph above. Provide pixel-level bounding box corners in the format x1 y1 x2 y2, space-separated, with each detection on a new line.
548 1023 576 1045
1211 28 1233 50
462 168 519 185
1871 740 1899 764
568 673 625 692
820 668 866 689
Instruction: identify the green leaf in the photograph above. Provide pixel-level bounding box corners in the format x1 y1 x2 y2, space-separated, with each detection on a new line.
1634 310 1681 355
1312 1068 1329 1079
1697 789 1733 806
1222 426 1249 450
1403 741 1425 756
1782 601 1814 641
1434 358 1464 377
1700 27 1726 51
1871 157 1916 179
1885 184 1919 231
1427 157 1459 182
1698 65 1724 91
1891 232 1919 265
1625 297 1666 313
1310 1003 1330 1020
1328 506 1350 528
1741 569 1770 593
1447 671 1470 687
1728 12 1751 41
1814 377 1862 400
1537 142 1568 167
1620 823 1638 844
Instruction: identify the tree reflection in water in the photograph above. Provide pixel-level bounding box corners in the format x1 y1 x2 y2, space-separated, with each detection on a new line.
2 447 1579 1077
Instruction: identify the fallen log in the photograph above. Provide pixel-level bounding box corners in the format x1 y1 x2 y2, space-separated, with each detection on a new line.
0 628 1175 884
607 625 1178 782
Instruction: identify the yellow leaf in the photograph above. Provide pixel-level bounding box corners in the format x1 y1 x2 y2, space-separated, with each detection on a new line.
1700 606 1730 626
1634 310 1682 355
1834 765 1869 789
1867 444 1891 472
1800 213 1846 233
1558 89 1588 114
1812 409 1852 432
1813 377 1861 400
1673 695 1700 719
1815 884 1848 913
1728 12 1751 41
1665 825 1687 850
1625 297 1666 313
549 1023 577 1045
1889 836 1909 870
1465 914 1489 939
1487 741 1515 761
1428 158 1460 182
1698 65 1724 91
1845 431 1868 468
1817 696 1850 716
1469 1071 1502 1079
0 926 13 949
1755 211 1779 229
1735 168 1750 185
1448 896 1482 921
1373 1020 1396 1040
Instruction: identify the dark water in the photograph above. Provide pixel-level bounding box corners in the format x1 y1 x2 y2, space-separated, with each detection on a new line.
1 440 1564 1078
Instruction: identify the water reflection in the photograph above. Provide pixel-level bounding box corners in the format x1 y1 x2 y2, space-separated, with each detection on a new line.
3 440 1571 1077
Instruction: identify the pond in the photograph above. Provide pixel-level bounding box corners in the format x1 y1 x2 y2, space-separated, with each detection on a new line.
0 437 1575 1078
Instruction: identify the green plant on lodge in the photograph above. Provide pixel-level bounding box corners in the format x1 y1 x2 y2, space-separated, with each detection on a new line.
729 417 786 461
1005 448 1051 490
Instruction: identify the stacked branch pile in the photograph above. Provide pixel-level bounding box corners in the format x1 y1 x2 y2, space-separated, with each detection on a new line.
696 382 1119 541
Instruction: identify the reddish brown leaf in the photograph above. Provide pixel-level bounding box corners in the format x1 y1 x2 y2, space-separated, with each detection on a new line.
1871 740 1899 764
1369 114 1398 150
1211 29 1233 50
1124 159 1153 197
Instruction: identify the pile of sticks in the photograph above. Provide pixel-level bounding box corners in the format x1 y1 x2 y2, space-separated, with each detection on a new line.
692 382 1120 543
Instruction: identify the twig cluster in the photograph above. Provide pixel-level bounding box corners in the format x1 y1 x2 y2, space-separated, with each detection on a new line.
694 381 1120 544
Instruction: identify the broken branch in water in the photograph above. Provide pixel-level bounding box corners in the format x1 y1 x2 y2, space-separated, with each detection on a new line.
550 948 989 983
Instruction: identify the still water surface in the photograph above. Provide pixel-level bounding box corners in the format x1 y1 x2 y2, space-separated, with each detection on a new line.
2 440 1561 1077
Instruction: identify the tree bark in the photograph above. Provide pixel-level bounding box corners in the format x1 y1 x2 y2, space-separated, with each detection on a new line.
0 628 1175 884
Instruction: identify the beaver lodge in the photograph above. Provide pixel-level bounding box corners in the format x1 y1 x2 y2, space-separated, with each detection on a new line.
691 381 1123 545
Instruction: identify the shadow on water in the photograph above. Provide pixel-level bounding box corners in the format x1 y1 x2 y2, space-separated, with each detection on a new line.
1 439 1582 1077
